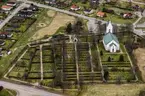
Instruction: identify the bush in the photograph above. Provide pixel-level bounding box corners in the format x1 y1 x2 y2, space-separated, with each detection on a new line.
119 55 124 62
139 90 145 96
111 67 118 71
0 86 3 91
108 57 111 62
100 50 103 56
116 76 122 84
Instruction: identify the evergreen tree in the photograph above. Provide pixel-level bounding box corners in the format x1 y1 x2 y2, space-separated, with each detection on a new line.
108 56 111 62
104 71 109 81
0 86 3 92
66 23 72 34
100 50 103 56
119 55 124 62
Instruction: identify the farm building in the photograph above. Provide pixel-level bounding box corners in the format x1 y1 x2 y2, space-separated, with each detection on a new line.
103 21 120 53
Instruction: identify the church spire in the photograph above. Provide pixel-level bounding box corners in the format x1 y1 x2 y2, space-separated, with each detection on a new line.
106 21 113 33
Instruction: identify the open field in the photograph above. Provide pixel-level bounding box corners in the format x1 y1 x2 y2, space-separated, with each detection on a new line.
32 12 75 40
134 48 145 81
80 84 145 96
47 10 56 17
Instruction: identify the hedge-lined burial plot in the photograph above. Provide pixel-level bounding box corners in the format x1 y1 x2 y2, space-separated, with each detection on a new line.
7 38 103 89
6 33 139 89
77 35 94 42
77 43 102 83
42 45 55 81
8 47 41 83
62 43 77 83
77 43 90 72
98 43 136 82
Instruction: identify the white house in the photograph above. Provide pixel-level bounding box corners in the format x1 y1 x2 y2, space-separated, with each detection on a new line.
84 9 94 15
103 21 120 53
6 2 16 7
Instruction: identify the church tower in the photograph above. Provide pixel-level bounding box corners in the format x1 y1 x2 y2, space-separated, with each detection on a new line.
106 21 113 33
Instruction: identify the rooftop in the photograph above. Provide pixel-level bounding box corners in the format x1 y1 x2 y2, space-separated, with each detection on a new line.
103 33 119 45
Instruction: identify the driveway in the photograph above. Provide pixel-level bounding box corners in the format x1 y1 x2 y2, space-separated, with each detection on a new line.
0 81 62 96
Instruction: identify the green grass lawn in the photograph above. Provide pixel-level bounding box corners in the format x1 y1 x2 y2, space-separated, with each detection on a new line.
0 89 17 96
137 17 145 24
80 84 145 96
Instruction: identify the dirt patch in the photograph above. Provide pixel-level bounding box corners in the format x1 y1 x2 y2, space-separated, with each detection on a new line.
47 10 56 17
134 48 145 81
32 12 75 40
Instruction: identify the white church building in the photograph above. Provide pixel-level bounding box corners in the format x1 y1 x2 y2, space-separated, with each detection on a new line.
103 21 120 53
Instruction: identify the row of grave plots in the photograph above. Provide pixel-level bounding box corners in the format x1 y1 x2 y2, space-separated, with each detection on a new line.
8 46 41 82
75 35 98 43
98 43 137 83
0 5 40 57
7 41 103 89
7 45 55 83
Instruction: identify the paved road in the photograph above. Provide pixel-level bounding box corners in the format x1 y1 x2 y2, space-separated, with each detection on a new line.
0 3 26 30
121 0 145 5
132 0 145 5
18 0 107 23
0 81 62 96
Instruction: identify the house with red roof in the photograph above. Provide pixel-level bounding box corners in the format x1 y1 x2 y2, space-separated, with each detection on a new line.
1 5 13 11
0 32 13 38
123 13 133 19
97 11 106 17
70 4 80 11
